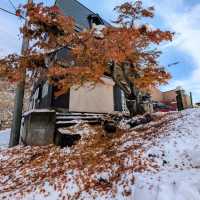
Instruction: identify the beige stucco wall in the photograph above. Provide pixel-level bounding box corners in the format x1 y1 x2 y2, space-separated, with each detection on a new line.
69 77 115 113
150 87 163 102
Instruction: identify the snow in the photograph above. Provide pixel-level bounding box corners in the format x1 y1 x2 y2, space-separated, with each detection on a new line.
56 112 104 116
56 116 102 119
58 123 92 138
1 109 200 199
134 170 200 200
134 109 200 200
23 109 55 117
0 128 10 149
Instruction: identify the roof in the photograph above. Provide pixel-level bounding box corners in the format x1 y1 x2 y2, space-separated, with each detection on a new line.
55 0 110 29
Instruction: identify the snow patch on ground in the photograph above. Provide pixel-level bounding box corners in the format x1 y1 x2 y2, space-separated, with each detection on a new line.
1 109 200 200
134 109 200 200
134 170 200 200
0 128 10 149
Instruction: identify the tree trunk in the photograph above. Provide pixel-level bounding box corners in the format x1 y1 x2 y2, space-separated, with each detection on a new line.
125 95 145 117
9 0 33 147
110 62 145 117
125 98 137 117
9 80 25 147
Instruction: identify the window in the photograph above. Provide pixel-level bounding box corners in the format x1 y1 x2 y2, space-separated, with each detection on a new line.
87 14 104 28
121 91 129 112
42 81 49 98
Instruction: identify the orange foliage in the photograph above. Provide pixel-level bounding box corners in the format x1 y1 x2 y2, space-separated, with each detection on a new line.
0 1 174 95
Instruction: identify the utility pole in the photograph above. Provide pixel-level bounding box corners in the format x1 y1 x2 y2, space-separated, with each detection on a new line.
190 92 193 108
9 0 33 147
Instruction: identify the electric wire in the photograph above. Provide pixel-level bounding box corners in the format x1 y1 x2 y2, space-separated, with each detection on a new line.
0 7 25 19
8 0 17 11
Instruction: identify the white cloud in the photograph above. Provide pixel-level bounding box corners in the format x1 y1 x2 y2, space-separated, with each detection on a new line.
149 0 200 102
0 0 54 58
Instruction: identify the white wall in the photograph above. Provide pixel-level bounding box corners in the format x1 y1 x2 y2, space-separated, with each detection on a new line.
69 77 115 113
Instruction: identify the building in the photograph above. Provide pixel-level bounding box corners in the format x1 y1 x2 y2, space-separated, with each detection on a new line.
150 86 193 111
195 102 200 107
29 0 124 114
30 0 191 115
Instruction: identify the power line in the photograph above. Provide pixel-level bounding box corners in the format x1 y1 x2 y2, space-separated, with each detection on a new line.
8 0 17 11
0 7 16 16
8 0 24 22
0 7 25 19
167 62 180 68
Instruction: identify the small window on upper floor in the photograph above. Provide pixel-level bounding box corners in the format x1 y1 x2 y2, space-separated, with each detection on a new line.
87 14 104 28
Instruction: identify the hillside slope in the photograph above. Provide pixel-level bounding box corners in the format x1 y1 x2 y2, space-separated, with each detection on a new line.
0 109 200 200
0 79 30 130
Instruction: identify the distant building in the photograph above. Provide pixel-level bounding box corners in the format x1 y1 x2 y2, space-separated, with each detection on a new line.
195 102 200 107
150 86 193 111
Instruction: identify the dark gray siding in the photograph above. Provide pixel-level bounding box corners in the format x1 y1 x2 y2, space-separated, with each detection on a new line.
33 84 53 109
113 85 123 111
52 88 70 109
40 85 53 109
55 47 74 65
55 0 109 29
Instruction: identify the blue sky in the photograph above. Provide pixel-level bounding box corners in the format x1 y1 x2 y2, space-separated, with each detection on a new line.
0 0 200 102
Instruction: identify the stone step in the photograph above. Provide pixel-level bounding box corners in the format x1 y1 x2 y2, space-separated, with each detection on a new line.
56 112 104 117
56 120 101 128
55 112 105 128
56 116 102 121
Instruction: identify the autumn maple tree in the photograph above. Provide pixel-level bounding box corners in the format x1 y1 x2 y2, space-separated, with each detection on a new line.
0 1 173 116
